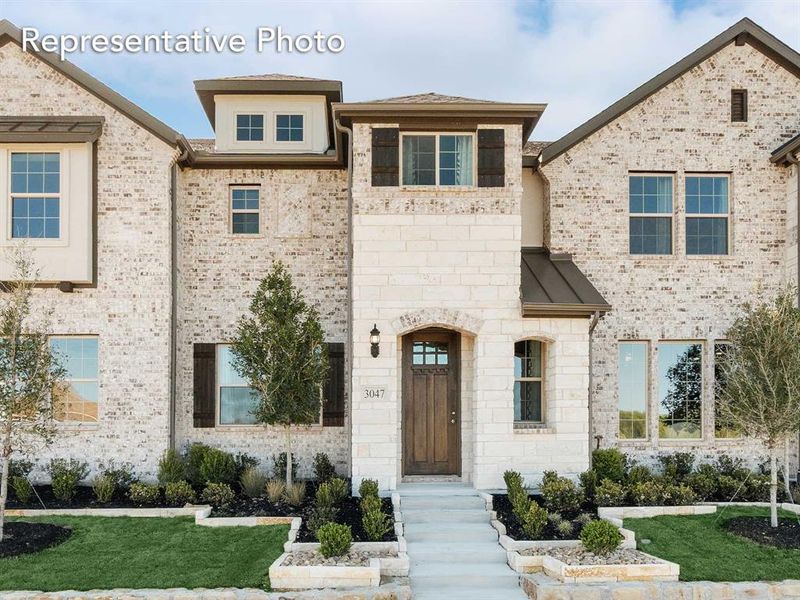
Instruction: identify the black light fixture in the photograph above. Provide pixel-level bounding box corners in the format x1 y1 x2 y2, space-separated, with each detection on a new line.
369 324 381 358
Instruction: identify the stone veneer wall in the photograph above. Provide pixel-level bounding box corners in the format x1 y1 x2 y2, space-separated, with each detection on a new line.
349 122 592 490
175 167 351 478
0 41 178 478
542 41 800 470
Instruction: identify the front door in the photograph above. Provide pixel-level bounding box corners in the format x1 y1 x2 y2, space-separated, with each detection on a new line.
402 328 460 476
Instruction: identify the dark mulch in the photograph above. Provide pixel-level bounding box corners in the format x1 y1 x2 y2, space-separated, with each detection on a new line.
493 494 596 541
9 485 144 510
295 497 395 543
724 516 800 549
0 521 72 558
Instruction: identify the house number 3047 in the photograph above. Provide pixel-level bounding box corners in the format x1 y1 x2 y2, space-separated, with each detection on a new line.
362 386 386 400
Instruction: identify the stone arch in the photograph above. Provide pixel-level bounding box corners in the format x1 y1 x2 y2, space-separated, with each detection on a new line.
391 307 483 337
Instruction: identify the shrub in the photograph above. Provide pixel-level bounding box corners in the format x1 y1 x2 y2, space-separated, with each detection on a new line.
99 461 137 492
580 519 623 555
240 467 268 498
234 453 259 479
625 465 653 486
360 493 381 513
541 470 559 488
313 452 337 482
284 481 306 506
128 482 161 506
715 454 745 477
628 480 663 506
49 459 89 502
358 478 379 499
575 512 594 527
687 465 718 500
92 474 116 503
504 469 525 491
308 505 339 536
199 448 237 485
10 459 33 479
540 475 583 513
595 479 626 507
328 477 349 504
273 452 298 481
662 484 696 506
317 522 352 558
158 448 186 485
11 475 33 504
504 470 530 516
591 449 626 483
556 519 574 538
165 480 197 506
362 506 392 541
520 500 548 539
716 474 742 501
658 453 694 482
578 470 597 503
742 474 770 502
186 443 212 486
201 482 235 507
315 481 335 509
266 478 286 503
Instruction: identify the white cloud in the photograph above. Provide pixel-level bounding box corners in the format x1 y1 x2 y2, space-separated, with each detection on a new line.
2 0 798 139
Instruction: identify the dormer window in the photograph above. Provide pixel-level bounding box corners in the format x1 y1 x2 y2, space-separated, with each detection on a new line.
401 133 474 187
236 114 264 141
276 114 304 142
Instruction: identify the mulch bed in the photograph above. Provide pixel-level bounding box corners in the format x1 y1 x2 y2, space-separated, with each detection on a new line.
0 521 72 558
724 516 800 549
8 485 148 509
295 497 395 543
493 494 596 541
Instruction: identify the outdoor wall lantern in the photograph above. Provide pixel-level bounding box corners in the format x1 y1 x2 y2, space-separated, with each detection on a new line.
370 324 381 358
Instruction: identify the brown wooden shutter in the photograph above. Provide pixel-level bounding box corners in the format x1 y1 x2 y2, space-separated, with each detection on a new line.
193 343 216 428
323 342 345 427
477 129 505 187
371 128 399 187
731 90 747 122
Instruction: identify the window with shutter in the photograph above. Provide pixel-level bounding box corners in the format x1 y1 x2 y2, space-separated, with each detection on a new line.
731 90 747 122
477 129 505 187
323 342 345 427
193 343 216 428
371 128 399 187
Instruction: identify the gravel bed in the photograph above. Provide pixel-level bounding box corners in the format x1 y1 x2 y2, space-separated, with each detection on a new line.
520 546 660 565
282 550 395 567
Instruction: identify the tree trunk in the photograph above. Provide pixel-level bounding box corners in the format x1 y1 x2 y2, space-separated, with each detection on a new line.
285 426 293 488
784 438 794 504
770 450 779 528
0 429 11 543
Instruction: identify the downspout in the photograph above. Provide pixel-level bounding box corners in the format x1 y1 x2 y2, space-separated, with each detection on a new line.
788 151 800 481
334 118 354 478
587 310 601 466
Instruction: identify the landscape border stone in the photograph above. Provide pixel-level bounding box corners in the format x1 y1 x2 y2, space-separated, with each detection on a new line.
268 554 382 590
5 506 208 518
507 550 679 583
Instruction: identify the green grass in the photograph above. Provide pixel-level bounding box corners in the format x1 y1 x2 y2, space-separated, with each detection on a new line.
624 507 800 581
0 517 288 591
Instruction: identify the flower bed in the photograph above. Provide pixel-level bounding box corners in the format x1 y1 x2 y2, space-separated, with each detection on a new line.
492 493 596 542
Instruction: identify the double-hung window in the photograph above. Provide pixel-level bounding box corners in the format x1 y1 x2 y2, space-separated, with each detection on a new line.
11 152 60 239
276 114 304 142
50 336 98 423
685 175 729 255
230 187 259 234
629 175 672 255
514 340 544 424
217 344 259 425
402 134 474 186
657 342 703 439
236 114 264 141
618 342 648 439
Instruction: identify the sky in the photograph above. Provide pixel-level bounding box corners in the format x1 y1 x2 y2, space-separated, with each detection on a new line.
1 0 799 141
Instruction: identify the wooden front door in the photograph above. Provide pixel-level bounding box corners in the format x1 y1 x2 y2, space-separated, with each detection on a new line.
402 328 460 476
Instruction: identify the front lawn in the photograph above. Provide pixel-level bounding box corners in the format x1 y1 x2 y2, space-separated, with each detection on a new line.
624 507 800 581
0 516 287 591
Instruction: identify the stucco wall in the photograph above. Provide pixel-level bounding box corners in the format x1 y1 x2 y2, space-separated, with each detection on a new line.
542 41 800 469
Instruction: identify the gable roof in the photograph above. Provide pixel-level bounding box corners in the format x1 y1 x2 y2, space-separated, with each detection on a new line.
0 20 183 149
771 131 800 165
540 18 800 166
212 73 330 82
366 92 504 104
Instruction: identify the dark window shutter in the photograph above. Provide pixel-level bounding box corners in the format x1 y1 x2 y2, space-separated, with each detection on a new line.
478 129 505 187
371 128 399 187
323 342 345 427
731 89 747 122
193 343 216 428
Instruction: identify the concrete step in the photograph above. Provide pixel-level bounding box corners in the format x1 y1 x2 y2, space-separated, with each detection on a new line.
410 560 516 578
397 482 477 496
406 543 508 564
412 585 525 600
402 508 490 523
404 523 498 543
411 574 522 591
400 495 485 510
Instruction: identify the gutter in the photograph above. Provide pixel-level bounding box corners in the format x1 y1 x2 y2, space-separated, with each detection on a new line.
588 310 602 465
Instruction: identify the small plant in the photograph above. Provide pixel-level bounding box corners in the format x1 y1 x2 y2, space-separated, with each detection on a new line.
662 484 696 506
318 522 352 558
628 480 663 506
658 453 694 482
540 474 583 513
240 467 268 498
273 452 299 482
520 500 548 539
504 470 530 517
199 448 237 485
158 448 186 485
11 476 33 504
716 474 742 501
234 453 259 479
313 452 337 482
548 512 565 526
99 461 137 492
625 464 653 485
265 478 286 503
201 482 235 507
358 478 379 499
308 505 338 536
575 512 594 527
315 481 335 508
328 477 349 504
594 478 626 507
578 470 597 503
541 470 559 488
284 481 306 506
362 500 392 541
580 519 623 555
128 482 161 506
556 519 574 538
687 466 718 500
186 443 212 486
49 459 89 502
9 459 33 479
504 469 525 491
165 480 197 506
591 449 626 483
715 455 746 478
92 474 116 504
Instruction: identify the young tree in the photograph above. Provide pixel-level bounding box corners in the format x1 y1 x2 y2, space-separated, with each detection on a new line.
0 249 64 542
231 262 328 487
717 289 800 527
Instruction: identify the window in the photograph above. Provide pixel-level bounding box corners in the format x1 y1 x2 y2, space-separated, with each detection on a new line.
276 114 304 142
685 176 729 255
731 89 747 122
50 336 98 422
412 341 449 365
658 342 702 439
618 342 648 439
217 344 258 425
230 187 259 234
236 114 264 141
629 175 672 254
514 340 543 423
402 134 474 186
11 152 60 239
714 342 740 438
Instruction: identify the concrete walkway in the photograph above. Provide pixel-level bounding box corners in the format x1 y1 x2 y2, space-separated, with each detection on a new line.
398 483 526 600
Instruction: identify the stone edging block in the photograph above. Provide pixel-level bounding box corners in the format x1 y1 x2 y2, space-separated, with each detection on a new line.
268 554 381 590
508 550 679 583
